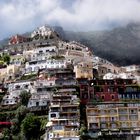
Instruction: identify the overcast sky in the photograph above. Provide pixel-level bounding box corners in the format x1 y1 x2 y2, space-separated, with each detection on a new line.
0 0 140 39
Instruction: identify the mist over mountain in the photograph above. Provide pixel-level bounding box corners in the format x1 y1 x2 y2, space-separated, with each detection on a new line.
1 23 140 66
64 23 140 66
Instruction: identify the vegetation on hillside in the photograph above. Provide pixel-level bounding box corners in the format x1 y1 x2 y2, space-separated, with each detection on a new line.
0 53 10 65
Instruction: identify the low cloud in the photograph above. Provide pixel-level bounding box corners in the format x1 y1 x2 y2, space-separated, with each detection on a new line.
1 0 140 39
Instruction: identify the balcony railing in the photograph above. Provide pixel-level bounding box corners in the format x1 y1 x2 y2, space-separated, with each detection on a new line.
118 110 128 115
119 116 129 121
52 131 79 138
129 115 138 121
59 116 79 120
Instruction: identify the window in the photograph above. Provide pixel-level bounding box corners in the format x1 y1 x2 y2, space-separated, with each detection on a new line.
9 69 13 74
112 95 114 99
112 117 114 121
108 69 111 72
102 70 104 73
131 110 134 114
36 102 39 106
39 83 43 87
82 92 88 99
39 50 43 54
27 67 32 72
101 95 104 100
24 84 29 89
51 113 56 118
35 66 39 72
15 85 20 89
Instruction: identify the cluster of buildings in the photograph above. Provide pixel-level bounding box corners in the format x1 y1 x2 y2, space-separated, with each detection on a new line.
0 25 140 139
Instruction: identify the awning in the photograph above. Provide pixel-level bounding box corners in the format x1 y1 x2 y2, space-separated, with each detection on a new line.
46 121 52 127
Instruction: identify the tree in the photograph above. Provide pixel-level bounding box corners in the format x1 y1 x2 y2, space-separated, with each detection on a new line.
79 124 87 135
16 105 28 119
0 60 4 65
19 91 31 106
2 54 10 65
21 113 41 140
11 105 28 135
10 118 19 135
2 128 12 140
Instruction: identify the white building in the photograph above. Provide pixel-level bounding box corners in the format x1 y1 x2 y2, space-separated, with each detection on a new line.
103 72 135 80
58 41 93 64
10 54 25 66
31 25 58 40
8 81 34 92
36 78 56 87
2 81 35 105
28 94 50 108
30 46 57 61
25 59 67 73
124 65 140 72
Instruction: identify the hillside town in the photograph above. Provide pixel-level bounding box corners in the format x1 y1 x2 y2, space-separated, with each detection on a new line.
0 25 140 140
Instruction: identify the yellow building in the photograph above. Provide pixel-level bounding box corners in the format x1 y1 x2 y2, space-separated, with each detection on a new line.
10 54 25 66
0 65 20 81
86 103 140 136
46 92 80 140
0 66 7 81
7 65 20 75
74 62 93 79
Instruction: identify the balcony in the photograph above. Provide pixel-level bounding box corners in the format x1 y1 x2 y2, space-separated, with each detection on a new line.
110 123 118 129
52 126 64 131
52 131 79 138
66 122 80 126
87 110 98 116
109 116 119 122
64 131 79 137
130 122 139 128
87 116 99 123
62 109 79 113
108 109 117 115
129 115 138 121
100 117 109 122
118 109 128 115
129 109 138 115
50 109 60 112
99 110 108 115
120 122 130 128
51 102 70 106
100 123 108 129
89 123 99 130
119 115 129 121
59 116 79 120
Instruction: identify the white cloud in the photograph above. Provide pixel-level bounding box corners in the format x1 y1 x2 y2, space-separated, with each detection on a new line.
1 0 140 39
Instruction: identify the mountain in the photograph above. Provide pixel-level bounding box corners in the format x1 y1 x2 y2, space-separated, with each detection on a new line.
1 23 140 66
65 23 140 66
